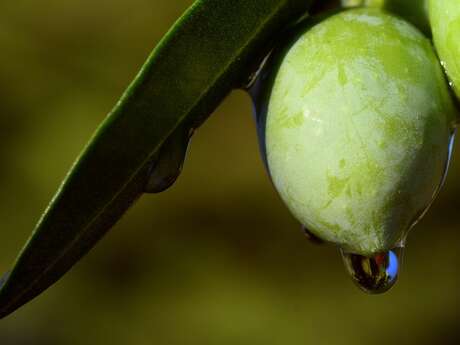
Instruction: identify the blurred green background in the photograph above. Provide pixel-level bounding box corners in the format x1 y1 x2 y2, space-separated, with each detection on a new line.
0 1 459 344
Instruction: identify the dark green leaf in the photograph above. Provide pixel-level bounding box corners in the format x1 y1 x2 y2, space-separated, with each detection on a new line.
0 0 314 318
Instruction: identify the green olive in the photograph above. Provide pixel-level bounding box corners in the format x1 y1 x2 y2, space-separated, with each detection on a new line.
342 0 430 35
430 0 460 101
258 9 456 255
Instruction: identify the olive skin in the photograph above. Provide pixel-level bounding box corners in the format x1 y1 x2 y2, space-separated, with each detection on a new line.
257 9 456 255
342 0 430 35
430 0 460 101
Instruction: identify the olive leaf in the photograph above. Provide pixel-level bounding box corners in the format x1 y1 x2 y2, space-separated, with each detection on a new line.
0 0 314 318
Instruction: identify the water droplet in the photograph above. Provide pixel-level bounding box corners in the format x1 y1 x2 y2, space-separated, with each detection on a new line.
301 226 325 244
406 127 456 230
441 127 456 187
246 56 278 171
340 246 403 294
241 54 272 91
0 271 10 289
145 125 193 193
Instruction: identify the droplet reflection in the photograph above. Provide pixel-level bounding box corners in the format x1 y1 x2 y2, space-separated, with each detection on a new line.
340 247 403 294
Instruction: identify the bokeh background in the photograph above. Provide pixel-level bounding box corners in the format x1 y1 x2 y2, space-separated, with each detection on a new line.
0 1 459 344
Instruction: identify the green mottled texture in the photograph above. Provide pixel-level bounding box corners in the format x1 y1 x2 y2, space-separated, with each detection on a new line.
342 0 430 35
264 9 456 255
0 0 314 319
430 0 460 101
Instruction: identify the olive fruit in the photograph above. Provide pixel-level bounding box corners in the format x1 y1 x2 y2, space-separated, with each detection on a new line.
430 0 460 101
254 8 457 256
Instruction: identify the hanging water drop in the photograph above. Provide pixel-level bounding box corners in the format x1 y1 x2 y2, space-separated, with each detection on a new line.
405 127 456 231
340 246 403 294
434 127 457 198
145 124 193 193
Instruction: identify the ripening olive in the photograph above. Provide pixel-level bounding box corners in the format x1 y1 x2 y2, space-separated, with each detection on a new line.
430 0 460 101
256 9 457 255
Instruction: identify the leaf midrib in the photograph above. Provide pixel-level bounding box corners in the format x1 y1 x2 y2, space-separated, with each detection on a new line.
0 0 291 313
